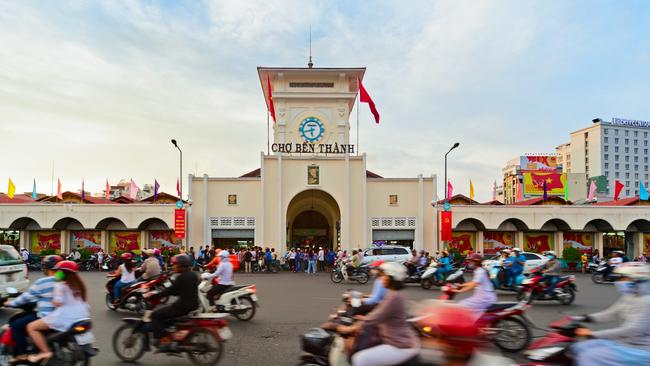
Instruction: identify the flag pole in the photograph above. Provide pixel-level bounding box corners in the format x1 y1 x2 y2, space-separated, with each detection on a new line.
267 108 270 155
356 77 360 156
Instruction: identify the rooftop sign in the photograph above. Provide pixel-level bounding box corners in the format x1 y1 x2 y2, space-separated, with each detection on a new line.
611 118 650 128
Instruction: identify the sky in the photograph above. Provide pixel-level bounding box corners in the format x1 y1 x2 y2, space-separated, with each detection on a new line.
1 0 650 201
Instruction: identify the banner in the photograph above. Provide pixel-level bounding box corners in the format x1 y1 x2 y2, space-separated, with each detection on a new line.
520 155 558 171
603 234 625 250
563 232 593 255
483 232 514 255
70 231 101 252
109 231 141 254
448 232 475 255
174 209 186 239
524 232 553 253
523 172 566 196
149 231 182 249
31 231 61 254
440 211 452 241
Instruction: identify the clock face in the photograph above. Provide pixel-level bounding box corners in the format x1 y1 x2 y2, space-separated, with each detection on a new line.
299 117 325 143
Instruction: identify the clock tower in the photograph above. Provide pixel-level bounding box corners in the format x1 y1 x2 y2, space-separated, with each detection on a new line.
258 66 365 155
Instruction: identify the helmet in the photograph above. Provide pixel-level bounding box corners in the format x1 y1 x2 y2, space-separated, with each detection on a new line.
379 262 408 282
120 253 133 261
369 260 385 268
512 248 522 252
218 250 230 259
143 249 154 256
614 262 650 281
42 255 63 270
613 250 625 255
153 249 161 256
54 260 79 273
171 254 192 267
468 254 483 264
501 249 511 254
544 251 556 257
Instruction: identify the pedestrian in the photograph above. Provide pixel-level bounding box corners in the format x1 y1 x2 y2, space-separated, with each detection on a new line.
243 248 252 273
581 252 588 273
327 249 335 272
97 249 105 272
295 249 303 273
188 247 196 269
289 249 296 272
307 248 316 275
317 247 325 272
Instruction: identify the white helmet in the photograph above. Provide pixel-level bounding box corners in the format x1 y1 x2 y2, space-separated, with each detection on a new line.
502 249 511 254
512 248 522 252
615 262 650 281
218 250 230 259
544 251 556 257
379 262 408 282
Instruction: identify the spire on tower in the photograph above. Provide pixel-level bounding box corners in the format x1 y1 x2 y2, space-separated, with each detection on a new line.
308 25 313 68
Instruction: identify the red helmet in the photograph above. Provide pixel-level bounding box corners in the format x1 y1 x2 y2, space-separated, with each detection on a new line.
53 260 79 273
121 253 133 261
369 260 385 268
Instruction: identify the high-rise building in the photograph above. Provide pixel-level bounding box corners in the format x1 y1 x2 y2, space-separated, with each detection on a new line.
567 118 650 198
556 142 571 173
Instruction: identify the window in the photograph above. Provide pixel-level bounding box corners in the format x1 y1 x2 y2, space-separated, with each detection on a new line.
635 164 639 170
615 146 619 152
646 174 649 180
615 129 619 135
604 146 609 152
626 164 630 170
615 172 620 178
615 155 619 161
625 156 630 162
625 147 629 153
604 129 608 135
615 163 620 169
605 171 609 176
646 166 649 172
635 182 639 187
626 173 630 179
635 173 639 179
645 132 648 138
625 130 629 136
605 163 609 169
634 131 638 137
227 194 237 205
634 140 638 146
389 195 398 205
625 138 629 145
645 141 648 146
626 189 630 196
634 148 638 154
645 149 649 154
646 157 649 163
635 156 639 162
604 137 609 143
524 254 540 260
635 190 639 195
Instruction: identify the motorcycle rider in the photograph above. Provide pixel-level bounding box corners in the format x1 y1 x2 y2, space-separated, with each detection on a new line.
353 260 387 315
112 252 137 304
572 262 650 366
6 255 62 361
603 250 624 280
541 251 561 296
436 251 452 282
345 250 361 280
144 254 199 351
507 248 526 287
202 250 234 311
337 262 420 366
139 249 162 280
453 254 497 317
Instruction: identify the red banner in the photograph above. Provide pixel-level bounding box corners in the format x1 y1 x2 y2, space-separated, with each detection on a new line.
440 211 452 241
174 209 186 239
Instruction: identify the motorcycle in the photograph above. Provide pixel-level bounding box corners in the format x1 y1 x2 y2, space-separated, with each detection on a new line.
489 264 526 292
26 256 42 272
591 262 623 284
80 255 98 272
105 273 169 316
197 278 259 321
330 261 369 284
520 316 582 365
251 260 280 273
112 311 231 366
441 284 533 352
517 267 577 305
420 264 465 289
0 288 97 365
102 256 117 271
586 259 600 273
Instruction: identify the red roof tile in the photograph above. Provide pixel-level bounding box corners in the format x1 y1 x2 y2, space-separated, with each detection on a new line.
0 193 34 203
593 196 641 206
509 196 571 205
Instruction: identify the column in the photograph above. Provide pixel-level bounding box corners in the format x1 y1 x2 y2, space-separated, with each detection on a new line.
100 230 108 252
140 231 148 251
20 231 29 252
516 231 525 250
362 153 369 247
594 232 604 257
60 230 67 254
635 232 644 258
277 155 284 253
416 174 424 252
476 231 485 254
431 174 438 251
258 152 265 247
555 231 564 257
203 174 210 245
344 153 350 251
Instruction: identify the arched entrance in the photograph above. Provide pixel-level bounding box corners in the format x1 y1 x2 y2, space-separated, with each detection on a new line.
287 190 340 250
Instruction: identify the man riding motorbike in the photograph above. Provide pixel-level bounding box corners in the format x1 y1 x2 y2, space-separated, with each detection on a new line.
507 248 526 286
351 260 387 315
436 251 453 282
6 255 63 361
602 250 624 280
144 254 199 351
345 250 361 280
453 254 496 317
139 249 161 281
201 250 234 311
571 262 650 366
541 251 561 296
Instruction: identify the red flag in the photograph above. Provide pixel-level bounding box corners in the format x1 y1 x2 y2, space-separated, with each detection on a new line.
449 234 473 254
447 181 453 199
526 234 551 253
531 172 563 190
614 180 624 200
267 75 276 123
176 178 181 197
358 77 380 124
105 179 110 200
114 233 140 251
440 211 452 241
57 178 62 200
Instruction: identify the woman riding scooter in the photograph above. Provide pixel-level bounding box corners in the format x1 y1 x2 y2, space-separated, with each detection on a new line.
453 254 496 317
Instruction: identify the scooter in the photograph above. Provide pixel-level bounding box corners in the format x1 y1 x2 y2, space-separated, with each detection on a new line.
519 316 582 365
0 288 98 365
489 264 526 292
330 261 369 284
197 278 259 321
105 272 169 316
420 264 465 289
517 267 577 305
591 262 623 284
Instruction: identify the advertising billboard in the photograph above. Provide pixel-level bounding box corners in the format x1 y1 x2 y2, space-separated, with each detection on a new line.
109 231 141 254
520 155 558 171
563 232 593 255
70 231 102 252
523 172 566 196
448 231 475 255
31 231 61 254
524 232 554 253
483 232 514 255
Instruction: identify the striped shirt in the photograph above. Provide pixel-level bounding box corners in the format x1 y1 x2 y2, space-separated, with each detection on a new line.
11 276 57 317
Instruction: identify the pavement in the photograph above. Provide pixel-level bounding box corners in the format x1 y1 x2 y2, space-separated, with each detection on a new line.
1 270 619 366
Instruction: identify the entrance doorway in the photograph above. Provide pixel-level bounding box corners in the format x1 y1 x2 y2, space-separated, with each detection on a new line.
287 189 340 250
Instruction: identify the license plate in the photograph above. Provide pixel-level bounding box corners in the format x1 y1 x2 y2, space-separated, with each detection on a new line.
250 294 258 302
74 332 96 345
218 327 232 341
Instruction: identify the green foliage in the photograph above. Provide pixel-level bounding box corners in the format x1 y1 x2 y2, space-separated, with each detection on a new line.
40 248 57 256
562 246 581 263
79 248 92 261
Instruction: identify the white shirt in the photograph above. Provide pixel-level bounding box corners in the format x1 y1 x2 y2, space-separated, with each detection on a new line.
119 264 136 283
21 251 29 261
206 259 234 285
609 257 624 266
318 250 324 261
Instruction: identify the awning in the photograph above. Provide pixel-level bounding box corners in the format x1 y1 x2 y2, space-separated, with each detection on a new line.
372 229 414 241
211 229 254 239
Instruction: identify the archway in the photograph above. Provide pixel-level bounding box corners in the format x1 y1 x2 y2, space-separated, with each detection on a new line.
287 189 340 250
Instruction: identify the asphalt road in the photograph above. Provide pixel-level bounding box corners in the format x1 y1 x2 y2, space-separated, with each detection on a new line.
1 270 620 365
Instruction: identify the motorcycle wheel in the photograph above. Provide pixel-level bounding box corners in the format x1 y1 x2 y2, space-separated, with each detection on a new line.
105 293 118 311
252 264 260 273
330 271 343 284
491 317 531 352
592 273 604 284
558 288 575 305
135 296 147 317
421 278 433 290
517 290 534 304
269 263 280 273
356 272 369 285
233 297 256 321
186 329 224 366
112 323 147 362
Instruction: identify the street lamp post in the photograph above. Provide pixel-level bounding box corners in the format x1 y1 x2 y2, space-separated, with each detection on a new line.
171 139 182 200
444 142 460 202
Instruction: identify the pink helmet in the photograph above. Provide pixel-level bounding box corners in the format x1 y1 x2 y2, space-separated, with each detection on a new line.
153 249 161 256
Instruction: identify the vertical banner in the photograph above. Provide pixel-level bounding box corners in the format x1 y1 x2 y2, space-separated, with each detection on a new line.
449 232 475 255
524 232 554 253
30 231 61 254
174 209 186 239
70 231 102 252
483 232 514 255
440 211 452 241
563 232 594 255
109 232 141 254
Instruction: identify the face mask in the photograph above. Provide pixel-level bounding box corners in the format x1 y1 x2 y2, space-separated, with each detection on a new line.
615 281 637 295
54 270 65 281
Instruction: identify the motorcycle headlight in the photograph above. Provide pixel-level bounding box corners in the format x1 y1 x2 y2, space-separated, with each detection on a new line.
524 347 564 361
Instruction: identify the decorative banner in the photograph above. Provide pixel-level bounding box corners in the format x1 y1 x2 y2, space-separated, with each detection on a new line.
174 209 186 239
109 231 141 254
70 231 101 252
520 155 559 171
563 232 593 255
524 232 554 254
149 231 182 249
440 211 452 241
523 172 567 196
603 234 625 250
31 231 61 254
644 233 650 255
483 232 514 255
448 232 475 255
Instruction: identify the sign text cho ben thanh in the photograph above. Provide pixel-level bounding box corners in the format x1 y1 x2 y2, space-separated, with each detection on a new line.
271 142 355 154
